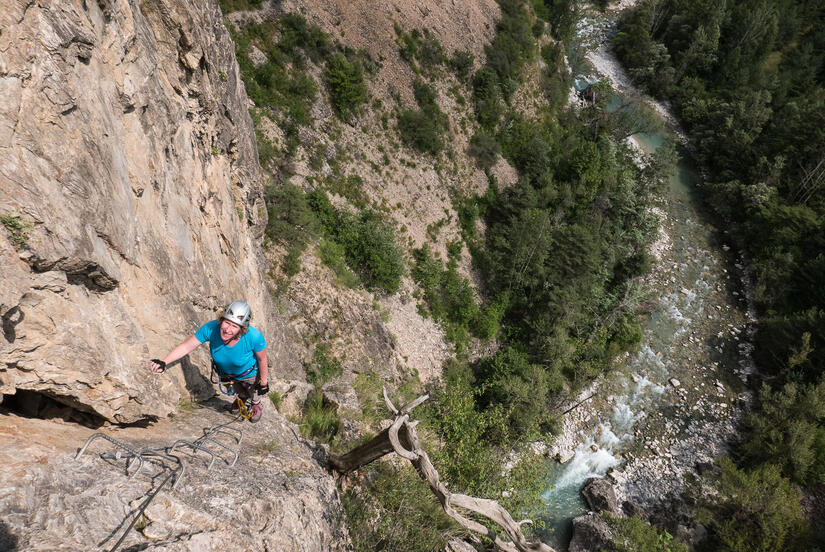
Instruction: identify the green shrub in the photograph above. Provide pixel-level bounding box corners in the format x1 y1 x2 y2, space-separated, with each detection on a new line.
0 213 32 249
283 246 303 276
218 0 262 13
468 130 501 170
319 238 360 288
265 182 319 275
299 390 341 443
605 514 689 552
342 462 457 552
397 109 444 154
411 244 481 350
325 53 367 120
395 26 446 74
449 50 474 82
336 211 405 294
397 80 449 155
268 391 283 412
472 67 504 129
306 342 344 386
327 174 368 208
697 457 809 552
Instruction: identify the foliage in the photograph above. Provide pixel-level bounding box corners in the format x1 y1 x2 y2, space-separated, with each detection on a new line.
306 342 344 386
268 390 282 412
218 0 262 13
740 376 825 484
309 190 405 293
299 389 341 443
468 130 501 170
352 369 385 426
613 0 825 385
605 514 689 552
449 50 475 82
474 345 564 439
0 213 32 249
420 360 549 522
395 26 446 75
263 182 402 290
265 181 318 274
397 80 449 155
325 53 367 120
342 462 458 552
231 17 323 131
319 237 360 288
696 457 809 552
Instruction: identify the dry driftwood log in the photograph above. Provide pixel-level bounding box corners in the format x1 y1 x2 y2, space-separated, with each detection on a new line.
326 388 555 552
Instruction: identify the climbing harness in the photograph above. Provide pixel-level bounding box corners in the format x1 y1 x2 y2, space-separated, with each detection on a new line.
210 360 257 396
74 411 246 552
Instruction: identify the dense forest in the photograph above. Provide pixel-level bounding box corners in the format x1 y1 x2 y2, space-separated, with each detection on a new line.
615 0 825 549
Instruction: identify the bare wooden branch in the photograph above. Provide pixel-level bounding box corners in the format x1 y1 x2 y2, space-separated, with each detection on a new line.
383 386 399 415
388 415 418 461
326 393 556 552
400 393 430 414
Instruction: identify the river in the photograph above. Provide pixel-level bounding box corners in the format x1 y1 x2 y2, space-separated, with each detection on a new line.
540 6 757 549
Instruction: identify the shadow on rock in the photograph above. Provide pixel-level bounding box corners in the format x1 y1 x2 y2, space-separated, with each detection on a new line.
178 357 214 400
0 519 20 551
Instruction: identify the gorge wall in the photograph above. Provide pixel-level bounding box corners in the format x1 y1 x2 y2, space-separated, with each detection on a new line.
0 1 351 549
0 0 301 424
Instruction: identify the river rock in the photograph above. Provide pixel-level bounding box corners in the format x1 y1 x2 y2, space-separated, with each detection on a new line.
569 513 613 552
582 477 620 515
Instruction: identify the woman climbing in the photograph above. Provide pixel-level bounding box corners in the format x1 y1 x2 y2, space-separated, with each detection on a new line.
150 301 269 423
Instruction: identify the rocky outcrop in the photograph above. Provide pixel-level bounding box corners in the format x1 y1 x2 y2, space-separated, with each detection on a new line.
0 0 301 423
582 477 621 515
0 401 349 550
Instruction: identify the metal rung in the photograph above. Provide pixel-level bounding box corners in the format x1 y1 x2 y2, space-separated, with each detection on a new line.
169 440 216 470
204 425 242 445
75 433 145 478
200 436 239 467
137 448 185 490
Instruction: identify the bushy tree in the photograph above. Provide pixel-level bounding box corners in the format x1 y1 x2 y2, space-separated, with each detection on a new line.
697 457 809 552
325 53 367 120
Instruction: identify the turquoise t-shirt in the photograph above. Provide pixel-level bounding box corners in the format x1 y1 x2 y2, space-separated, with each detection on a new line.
195 320 267 378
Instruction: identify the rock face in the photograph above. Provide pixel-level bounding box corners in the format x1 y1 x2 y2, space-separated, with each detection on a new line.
0 402 349 551
582 477 621 515
0 0 300 424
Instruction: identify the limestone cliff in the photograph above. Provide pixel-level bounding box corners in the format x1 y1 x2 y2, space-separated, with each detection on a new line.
0 0 300 424
0 1 350 550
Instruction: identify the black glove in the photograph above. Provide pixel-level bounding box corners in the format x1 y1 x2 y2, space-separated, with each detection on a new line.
151 359 167 373
256 382 269 395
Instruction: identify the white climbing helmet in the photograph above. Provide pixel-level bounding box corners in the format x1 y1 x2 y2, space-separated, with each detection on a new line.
222 300 251 329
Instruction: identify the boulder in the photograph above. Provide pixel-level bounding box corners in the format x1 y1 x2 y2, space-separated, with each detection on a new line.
569 513 613 552
582 477 621 515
